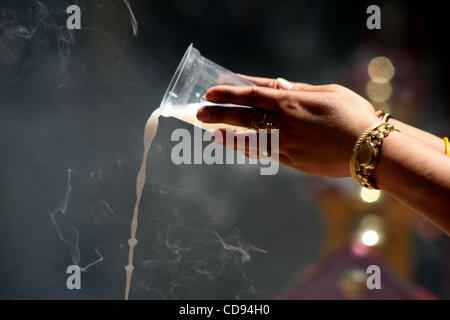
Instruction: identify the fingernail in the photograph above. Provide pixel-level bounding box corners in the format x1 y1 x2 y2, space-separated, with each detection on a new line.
277 78 294 90
196 107 210 121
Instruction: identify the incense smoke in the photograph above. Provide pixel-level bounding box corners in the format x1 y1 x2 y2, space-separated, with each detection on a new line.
122 0 138 36
0 0 77 79
49 169 106 272
49 160 267 299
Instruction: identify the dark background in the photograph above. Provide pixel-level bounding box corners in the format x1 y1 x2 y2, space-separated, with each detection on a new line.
0 0 449 299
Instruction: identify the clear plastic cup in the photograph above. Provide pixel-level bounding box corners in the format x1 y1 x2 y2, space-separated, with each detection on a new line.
159 43 254 131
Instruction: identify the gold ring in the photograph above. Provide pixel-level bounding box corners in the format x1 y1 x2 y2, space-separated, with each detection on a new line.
250 112 278 131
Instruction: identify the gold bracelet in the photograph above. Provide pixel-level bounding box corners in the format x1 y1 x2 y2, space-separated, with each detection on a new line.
381 113 391 123
375 109 392 122
444 137 450 156
350 122 400 189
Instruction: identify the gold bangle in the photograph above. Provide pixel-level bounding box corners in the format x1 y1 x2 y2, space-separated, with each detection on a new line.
444 137 450 156
375 109 392 122
381 113 391 123
350 122 400 189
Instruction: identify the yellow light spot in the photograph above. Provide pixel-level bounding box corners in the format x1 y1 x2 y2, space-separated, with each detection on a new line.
368 56 395 84
366 80 392 103
361 230 380 247
360 187 381 203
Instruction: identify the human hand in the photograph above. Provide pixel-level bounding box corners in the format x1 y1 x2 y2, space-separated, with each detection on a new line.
196 75 379 177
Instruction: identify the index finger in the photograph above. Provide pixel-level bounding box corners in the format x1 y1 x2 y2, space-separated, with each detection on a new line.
237 74 314 91
205 85 285 111
236 74 280 88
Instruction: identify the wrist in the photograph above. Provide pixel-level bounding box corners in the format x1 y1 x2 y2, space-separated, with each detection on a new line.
371 131 401 191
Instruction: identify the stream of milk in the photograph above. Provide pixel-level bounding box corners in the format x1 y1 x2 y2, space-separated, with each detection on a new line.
161 102 247 132
124 103 248 299
124 107 161 300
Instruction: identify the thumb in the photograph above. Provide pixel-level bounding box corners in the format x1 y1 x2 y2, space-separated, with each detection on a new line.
277 78 315 91
276 78 294 90
277 78 294 90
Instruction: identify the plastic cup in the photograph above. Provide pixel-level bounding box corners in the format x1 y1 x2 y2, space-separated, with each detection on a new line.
159 43 254 131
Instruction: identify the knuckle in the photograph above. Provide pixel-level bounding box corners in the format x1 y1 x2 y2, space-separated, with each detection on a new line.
266 79 278 89
247 87 261 105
